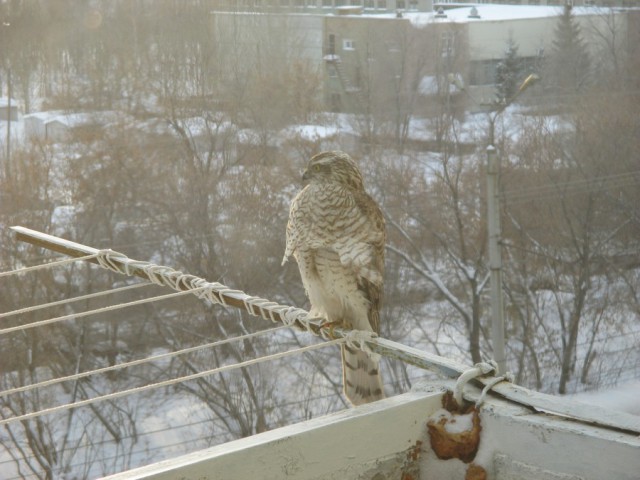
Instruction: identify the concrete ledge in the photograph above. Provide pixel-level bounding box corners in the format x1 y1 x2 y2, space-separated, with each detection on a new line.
103 389 445 480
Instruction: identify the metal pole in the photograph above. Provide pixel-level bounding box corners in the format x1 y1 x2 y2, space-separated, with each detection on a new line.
486 144 506 375
5 67 10 175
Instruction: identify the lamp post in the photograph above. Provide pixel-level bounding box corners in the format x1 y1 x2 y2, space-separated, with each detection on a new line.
2 21 10 179
6 67 11 174
485 73 539 375
449 72 539 375
486 142 505 374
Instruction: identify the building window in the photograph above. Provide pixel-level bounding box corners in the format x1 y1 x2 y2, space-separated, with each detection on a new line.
328 34 336 55
408 0 418 10
386 41 400 52
468 59 500 86
441 30 455 58
397 0 406 8
378 0 387 9
328 65 339 78
330 93 341 111
343 39 356 50
322 0 332 7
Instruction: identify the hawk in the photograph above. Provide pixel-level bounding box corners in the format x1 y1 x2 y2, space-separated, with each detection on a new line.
282 151 385 405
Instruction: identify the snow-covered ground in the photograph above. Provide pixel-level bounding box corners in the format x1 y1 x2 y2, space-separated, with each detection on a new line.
569 381 640 416
1 103 637 478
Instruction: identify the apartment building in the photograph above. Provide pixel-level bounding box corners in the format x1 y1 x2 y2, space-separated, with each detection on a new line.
210 6 633 115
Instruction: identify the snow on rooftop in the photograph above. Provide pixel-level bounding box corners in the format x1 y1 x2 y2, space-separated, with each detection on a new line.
0 97 18 108
418 74 463 96
373 5 602 26
434 5 569 22
177 115 235 137
23 110 121 127
281 124 341 141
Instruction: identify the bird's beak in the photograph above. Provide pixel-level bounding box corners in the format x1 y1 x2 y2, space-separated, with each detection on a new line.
302 169 310 184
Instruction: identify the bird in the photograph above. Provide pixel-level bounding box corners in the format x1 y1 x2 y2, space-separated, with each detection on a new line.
282 151 386 406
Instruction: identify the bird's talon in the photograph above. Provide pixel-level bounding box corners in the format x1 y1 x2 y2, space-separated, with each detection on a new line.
321 321 342 339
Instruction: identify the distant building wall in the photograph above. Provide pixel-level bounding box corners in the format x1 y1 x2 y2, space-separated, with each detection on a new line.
210 0 433 13
628 11 640 89
463 8 629 104
0 98 19 121
323 15 415 112
210 12 325 105
213 12 325 62
23 113 48 140
45 120 71 142
436 0 637 7
211 7 634 114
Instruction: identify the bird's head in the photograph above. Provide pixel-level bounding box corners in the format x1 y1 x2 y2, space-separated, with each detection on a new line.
302 151 364 190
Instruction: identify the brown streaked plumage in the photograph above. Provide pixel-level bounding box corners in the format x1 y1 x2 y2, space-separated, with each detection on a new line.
282 151 385 405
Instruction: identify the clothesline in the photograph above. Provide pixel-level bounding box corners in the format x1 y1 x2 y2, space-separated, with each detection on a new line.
0 338 345 427
6 226 637 435
0 325 290 399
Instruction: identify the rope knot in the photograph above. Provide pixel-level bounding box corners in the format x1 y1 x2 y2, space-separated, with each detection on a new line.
454 360 512 407
96 249 129 274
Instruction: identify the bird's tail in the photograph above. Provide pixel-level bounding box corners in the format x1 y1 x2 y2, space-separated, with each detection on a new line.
341 344 385 406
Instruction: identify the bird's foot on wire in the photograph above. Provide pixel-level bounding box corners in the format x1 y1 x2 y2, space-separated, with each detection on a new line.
320 320 345 339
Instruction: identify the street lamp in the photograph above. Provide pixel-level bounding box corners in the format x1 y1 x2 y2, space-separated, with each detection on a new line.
488 73 539 145
2 21 10 178
449 73 539 375
486 73 539 375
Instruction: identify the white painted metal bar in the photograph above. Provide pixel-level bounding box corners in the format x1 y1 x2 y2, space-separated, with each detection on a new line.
377 338 640 435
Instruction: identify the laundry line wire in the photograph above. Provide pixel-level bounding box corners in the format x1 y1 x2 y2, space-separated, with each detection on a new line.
7 227 462 384
0 287 207 336
0 338 345 427
0 252 101 278
0 281 153 320
8 227 328 339
0 325 289 399
0 231 355 427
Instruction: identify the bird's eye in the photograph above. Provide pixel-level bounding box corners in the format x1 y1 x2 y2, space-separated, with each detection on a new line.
314 165 321 172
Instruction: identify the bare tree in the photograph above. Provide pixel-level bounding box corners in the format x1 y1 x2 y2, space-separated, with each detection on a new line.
502 91 640 393
373 140 489 367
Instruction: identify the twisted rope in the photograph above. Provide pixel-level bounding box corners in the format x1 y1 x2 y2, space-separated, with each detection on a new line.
93 250 324 336
476 372 514 407
0 249 363 349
